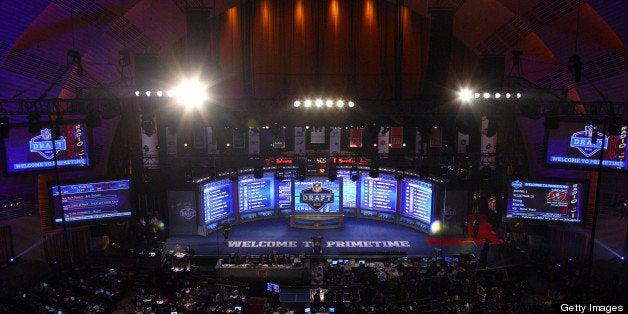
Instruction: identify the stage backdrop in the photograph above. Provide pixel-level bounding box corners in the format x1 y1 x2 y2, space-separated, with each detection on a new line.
167 191 199 236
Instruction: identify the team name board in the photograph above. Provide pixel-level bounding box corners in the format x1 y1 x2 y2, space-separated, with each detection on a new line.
227 240 412 248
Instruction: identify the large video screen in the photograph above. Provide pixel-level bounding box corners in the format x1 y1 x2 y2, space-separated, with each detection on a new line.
50 179 132 225
337 170 357 208
400 178 433 224
293 179 341 213
202 179 235 223
3 122 92 174
277 170 297 209
506 179 585 223
238 172 276 213
359 173 398 212
546 120 628 171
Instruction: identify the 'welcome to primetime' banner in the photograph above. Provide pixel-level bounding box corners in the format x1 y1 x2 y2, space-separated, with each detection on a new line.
226 240 412 249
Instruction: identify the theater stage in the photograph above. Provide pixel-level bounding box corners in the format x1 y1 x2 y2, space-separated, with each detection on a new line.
164 217 484 258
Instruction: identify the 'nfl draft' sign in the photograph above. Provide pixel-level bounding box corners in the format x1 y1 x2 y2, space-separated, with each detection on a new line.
30 129 66 159
300 182 334 211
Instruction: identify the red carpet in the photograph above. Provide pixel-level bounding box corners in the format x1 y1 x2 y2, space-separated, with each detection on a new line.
467 213 501 245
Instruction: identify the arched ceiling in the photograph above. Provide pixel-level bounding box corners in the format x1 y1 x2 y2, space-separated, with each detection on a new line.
1 0 624 103
0 0 625 183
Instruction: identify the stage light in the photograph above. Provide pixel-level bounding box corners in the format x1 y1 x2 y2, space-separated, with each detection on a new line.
0 116 9 138
175 78 208 108
27 113 41 134
350 166 359 181
458 88 473 102
516 93 522 99
348 101 355 108
483 92 491 99
326 99 334 107
294 100 301 107
430 220 442 234
506 93 511 99
327 163 337 181
156 90 163 97
145 91 151 96
135 91 140 96
474 92 481 99
253 166 263 179
315 99 323 107
304 99 312 107
394 168 404 181
336 100 344 107
368 165 379 178
494 93 501 99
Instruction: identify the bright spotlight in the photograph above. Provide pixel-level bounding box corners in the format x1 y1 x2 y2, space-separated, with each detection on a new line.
145 91 151 97
458 88 473 102
348 101 355 108
294 100 301 107
326 99 334 107
166 90 175 97
304 99 312 107
516 93 522 99
336 100 344 107
494 93 501 99
175 79 208 108
430 220 442 234
474 92 481 99
506 93 511 99
135 91 140 97
315 99 323 107
156 91 163 97
483 92 491 99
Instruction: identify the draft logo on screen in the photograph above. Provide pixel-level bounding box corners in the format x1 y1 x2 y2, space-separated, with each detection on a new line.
178 202 196 220
570 125 608 157
300 182 334 211
29 128 67 160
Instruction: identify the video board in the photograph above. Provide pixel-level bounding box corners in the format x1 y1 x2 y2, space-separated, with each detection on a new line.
400 178 433 224
3 122 92 174
293 179 341 213
337 170 357 208
50 179 132 225
238 172 276 213
277 170 297 210
202 179 235 224
359 173 397 212
545 120 628 171
506 179 585 223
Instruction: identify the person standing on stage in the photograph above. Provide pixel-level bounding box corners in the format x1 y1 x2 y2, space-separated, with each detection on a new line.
222 221 231 243
472 216 481 239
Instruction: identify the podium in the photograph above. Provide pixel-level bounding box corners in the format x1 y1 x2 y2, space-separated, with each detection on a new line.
312 236 323 254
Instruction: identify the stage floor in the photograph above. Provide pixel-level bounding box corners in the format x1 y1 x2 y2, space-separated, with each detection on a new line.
165 218 479 258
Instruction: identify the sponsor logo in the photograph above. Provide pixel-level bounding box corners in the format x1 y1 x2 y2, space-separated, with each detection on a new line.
570 125 608 157
29 128 66 160
300 182 334 211
547 190 568 202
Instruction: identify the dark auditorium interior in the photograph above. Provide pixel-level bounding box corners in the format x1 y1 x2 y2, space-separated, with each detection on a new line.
0 1 626 313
